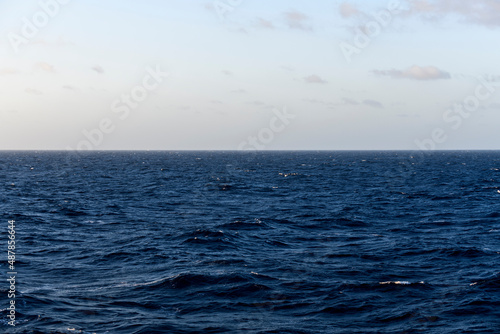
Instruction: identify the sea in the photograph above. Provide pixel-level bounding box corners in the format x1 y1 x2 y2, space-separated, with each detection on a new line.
1 151 499 333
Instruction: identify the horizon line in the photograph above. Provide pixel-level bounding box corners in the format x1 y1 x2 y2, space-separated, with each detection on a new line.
1 149 500 152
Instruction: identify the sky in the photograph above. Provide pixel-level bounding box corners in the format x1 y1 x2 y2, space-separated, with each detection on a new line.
1 0 500 150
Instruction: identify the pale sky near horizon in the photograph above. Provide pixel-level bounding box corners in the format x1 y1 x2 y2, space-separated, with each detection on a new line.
1 0 500 150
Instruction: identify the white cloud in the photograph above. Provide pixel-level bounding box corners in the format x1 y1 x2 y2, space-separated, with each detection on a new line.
363 99 383 108
342 97 360 105
0 68 19 75
339 0 500 28
408 0 500 27
35 62 55 73
304 74 327 84
339 2 360 18
63 85 77 91
303 98 328 104
204 3 214 11
25 88 43 95
284 10 311 31
257 18 275 29
92 65 104 74
32 37 73 47
489 102 500 109
231 89 246 94
372 65 451 80
246 101 266 106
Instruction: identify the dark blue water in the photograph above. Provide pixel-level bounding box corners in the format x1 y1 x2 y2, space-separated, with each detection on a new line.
1 151 499 333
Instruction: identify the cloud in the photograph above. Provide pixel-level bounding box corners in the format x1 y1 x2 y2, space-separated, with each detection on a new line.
410 0 436 14
25 88 43 95
407 0 500 27
63 85 77 91
92 65 104 74
334 97 382 108
485 75 500 84
339 2 360 18
231 89 246 94
303 98 327 104
257 18 275 29
303 99 336 108
304 74 327 84
235 28 248 34
204 3 214 11
210 100 223 104
222 70 233 76
35 62 55 73
342 97 360 105
0 68 19 75
363 99 383 108
338 0 500 28
246 100 266 106
372 65 451 80
489 102 500 109
284 10 311 31
32 37 73 47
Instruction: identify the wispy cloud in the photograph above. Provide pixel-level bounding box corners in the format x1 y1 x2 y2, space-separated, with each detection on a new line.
406 0 500 27
32 37 73 47
231 89 246 94
235 28 248 34
246 100 266 106
303 98 336 108
339 2 360 18
63 85 77 91
204 3 214 12
304 74 327 84
284 10 312 31
372 65 451 80
363 99 383 108
222 70 233 76
25 88 43 95
257 18 275 29
489 102 500 109
35 62 55 73
0 68 19 75
92 65 104 74
338 0 500 29
303 98 327 104
334 97 383 108
342 97 360 105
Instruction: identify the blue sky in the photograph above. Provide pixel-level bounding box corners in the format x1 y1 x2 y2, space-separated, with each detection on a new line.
1 0 499 150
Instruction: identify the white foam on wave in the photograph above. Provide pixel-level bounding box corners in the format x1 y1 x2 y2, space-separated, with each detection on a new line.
379 281 424 285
